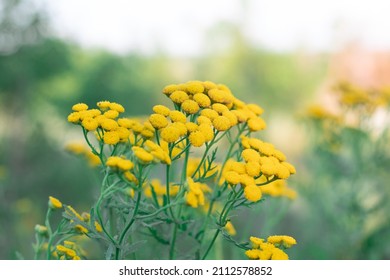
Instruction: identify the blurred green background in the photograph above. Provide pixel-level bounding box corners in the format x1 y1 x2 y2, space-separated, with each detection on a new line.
1 0 389 259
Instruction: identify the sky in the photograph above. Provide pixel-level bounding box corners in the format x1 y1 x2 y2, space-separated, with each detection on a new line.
37 0 390 55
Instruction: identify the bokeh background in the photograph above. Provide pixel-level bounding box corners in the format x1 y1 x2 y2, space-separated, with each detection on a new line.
1 0 389 259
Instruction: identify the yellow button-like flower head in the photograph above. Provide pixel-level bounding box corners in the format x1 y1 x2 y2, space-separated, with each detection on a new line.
198 123 214 142
109 102 125 113
149 114 168 129
103 131 120 145
170 90 189 104
224 171 241 185
241 149 261 163
101 119 119 131
193 93 211 108
97 100 111 110
48 196 63 210
103 110 119 119
247 117 266 131
68 112 81 123
189 131 205 147
82 117 99 131
169 110 187 123
181 100 200 114
153 105 171 116
244 185 262 202
212 116 231 131
184 81 205 94
72 103 88 112
160 125 180 143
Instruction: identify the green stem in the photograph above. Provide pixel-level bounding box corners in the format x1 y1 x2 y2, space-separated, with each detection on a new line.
169 139 190 259
82 127 99 156
169 217 179 260
195 199 215 258
136 201 182 219
165 164 175 219
201 187 243 260
95 194 117 246
201 229 220 260
45 208 53 260
115 191 142 259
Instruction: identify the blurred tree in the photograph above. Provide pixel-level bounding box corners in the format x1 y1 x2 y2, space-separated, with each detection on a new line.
0 0 47 54
0 0 85 259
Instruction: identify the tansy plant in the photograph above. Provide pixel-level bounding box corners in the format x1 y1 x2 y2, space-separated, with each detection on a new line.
33 81 297 260
301 82 390 259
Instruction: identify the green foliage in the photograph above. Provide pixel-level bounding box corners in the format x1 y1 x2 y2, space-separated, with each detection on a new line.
297 85 390 259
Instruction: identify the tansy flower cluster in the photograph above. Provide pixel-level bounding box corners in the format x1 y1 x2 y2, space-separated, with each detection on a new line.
245 235 297 260
68 100 154 147
34 80 297 260
56 241 83 260
220 136 296 202
33 196 103 260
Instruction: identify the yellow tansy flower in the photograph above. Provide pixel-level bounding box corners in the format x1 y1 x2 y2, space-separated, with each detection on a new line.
112 157 134 171
267 235 297 248
94 221 103 233
193 93 211 108
149 114 169 129
247 117 266 131
244 185 262 202
67 112 81 123
116 127 130 141
225 221 236 236
169 110 187 123
103 131 120 145
198 123 214 142
246 103 264 116
117 118 135 128
160 125 180 143
245 161 261 177
75 225 89 234
222 111 238 126
170 122 187 136
162 84 180 96
241 149 261 163
132 147 154 164
48 196 62 210
185 122 199 133
109 102 125 113
208 88 227 103
212 116 231 131
224 171 241 185
196 115 212 125
100 119 119 131
184 81 205 94
201 108 219 120
103 109 119 119
271 248 289 260
281 162 296 174
231 109 248 123
170 90 189 104
97 100 111 110
72 103 88 112
212 103 229 114
189 131 206 147
153 105 171 116
82 117 99 131
181 99 200 114
124 171 138 184
273 150 287 162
